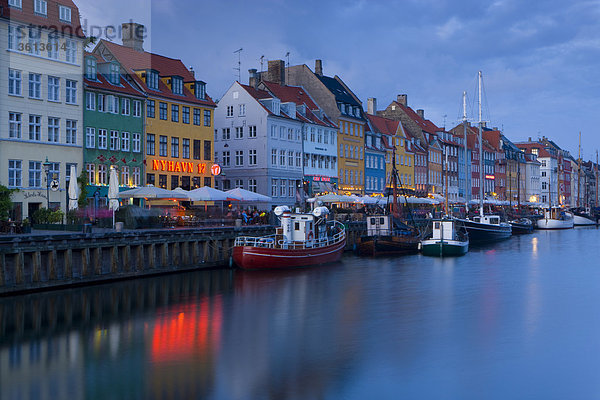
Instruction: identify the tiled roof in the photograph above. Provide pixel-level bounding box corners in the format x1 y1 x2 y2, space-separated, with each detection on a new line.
83 51 145 97
239 83 295 120
515 142 553 159
1 0 85 38
391 101 440 135
99 40 215 107
318 75 361 107
366 114 399 136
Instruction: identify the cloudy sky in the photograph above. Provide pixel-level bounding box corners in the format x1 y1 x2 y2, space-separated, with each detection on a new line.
78 0 600 160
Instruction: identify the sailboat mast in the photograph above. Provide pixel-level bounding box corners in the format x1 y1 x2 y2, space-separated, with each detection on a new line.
391 146 399 217
463 91 468 206
478 71 484 217
578 132 581 208
596 150 599 208
445 147 449 215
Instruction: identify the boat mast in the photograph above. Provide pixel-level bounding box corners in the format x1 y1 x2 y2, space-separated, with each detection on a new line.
596 150 599 208
517 155 521 208
578 132 581 208
478 71 484 217
391 145 400 217
445 146 449 216
462 91 468 207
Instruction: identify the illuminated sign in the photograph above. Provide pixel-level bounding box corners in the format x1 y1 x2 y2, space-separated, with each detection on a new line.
485 175 495 180
211 164 221 176
312 176 331 182
152 160 208 174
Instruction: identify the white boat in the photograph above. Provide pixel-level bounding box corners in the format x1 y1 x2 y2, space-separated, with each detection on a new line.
536 208 574 230
571 210 598 226
421 219 469 257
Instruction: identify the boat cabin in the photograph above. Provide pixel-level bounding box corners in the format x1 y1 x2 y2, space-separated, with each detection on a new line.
472 215 501 225
432 220 455 241
367 215 392 236
275 206 329 245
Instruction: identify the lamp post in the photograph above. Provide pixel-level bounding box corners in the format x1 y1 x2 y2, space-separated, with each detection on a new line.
42 157 51 209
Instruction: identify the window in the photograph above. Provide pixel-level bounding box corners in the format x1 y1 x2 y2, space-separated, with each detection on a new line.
271 126 277 138
159 136 168 157
86 127 95 148
248 179 257 192
289 180 295 197
193 140 202 160
171 175 179 190
195 81 206 100
182 106 190 124
147 70 159 90
280 127 286 139
182 139 190 159
171 137 179 158
280 150 286 166
28 27 40 55
280 179 286 197
9 112 22 138
65 39 77 63
146 173 155 186
28 73 41 99
86 163 95 184
106 95 118 113
159 102 167 120
192 108 201 125
249 126 257 138
47 34 58 59
121 166 129 186
66 120 77 144
8 69 21 96
34 0 47 15
146 134 155 155
272 149 277 166
48 162 59 182
172 77 183 95
239 104 246 116
235 127 244 139
288 151 294 166
204 140 212 161
249 149 257 165
8 25 24 50
47 117 59 142
133 100 142 117
8 160 22 188
109 63 120 84
65 80 77 104
8 0 22 8
97 94 105 112
29 161 42 188
121 132 130 151
98 129 107 149
132 167 140 186
98 164 107 185
271 179 278 197
235 179 243 189
296 152 301 167
132 133 141 152
204 110 211 126
121 98 130 115
171 104 179 122
29 115 41 141
147 100 155 118
222 128 231 140
110 131 120 150
222 151 230 166
226 105 234 117
86 92 96 110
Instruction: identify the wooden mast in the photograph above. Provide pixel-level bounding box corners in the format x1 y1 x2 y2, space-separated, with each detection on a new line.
578 132 581 208
462 91 468 207
478 71 484 217
391 145 400 217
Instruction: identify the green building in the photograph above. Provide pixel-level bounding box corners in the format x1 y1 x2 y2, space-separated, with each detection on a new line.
83 52 145 207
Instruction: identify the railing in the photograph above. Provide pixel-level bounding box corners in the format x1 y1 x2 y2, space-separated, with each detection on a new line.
234 221 346 250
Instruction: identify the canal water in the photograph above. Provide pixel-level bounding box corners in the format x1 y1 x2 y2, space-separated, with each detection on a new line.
1 227 600 399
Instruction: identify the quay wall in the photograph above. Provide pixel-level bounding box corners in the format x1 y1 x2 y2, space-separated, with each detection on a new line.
0 223 366 295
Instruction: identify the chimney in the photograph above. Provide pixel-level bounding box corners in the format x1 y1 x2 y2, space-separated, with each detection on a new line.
267 60 285 85
481 121 487 128
248 68 258 89
396 94 407 107
315 59 323 76
416 109 424 119
121 22 145 52
189 66 195 78
367 97 377 115
528 137 532 142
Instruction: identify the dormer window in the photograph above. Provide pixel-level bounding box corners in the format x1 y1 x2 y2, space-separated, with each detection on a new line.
34 0 47 16
195 81 206 100
146 70 159 90
85 57 97 80
273 98 280 115
8 0 22 9
172 77 183 95
109 63 120 84
59 5 71 22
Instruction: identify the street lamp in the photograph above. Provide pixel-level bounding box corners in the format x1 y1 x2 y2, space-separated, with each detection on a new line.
42 157 51 209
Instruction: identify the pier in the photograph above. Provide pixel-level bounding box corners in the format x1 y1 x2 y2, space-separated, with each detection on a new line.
0 222 366 295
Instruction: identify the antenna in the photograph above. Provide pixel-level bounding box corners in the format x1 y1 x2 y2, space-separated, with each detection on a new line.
260 55 265 73
285 51 290 84
442 114 447 129
233 48 243 82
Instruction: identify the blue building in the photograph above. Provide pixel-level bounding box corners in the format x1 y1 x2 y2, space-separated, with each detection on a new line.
364 114 391 195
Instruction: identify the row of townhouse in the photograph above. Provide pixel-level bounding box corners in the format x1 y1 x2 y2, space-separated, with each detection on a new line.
1 0 217 220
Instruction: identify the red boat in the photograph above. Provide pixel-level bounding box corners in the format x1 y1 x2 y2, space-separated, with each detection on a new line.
233 206 346 270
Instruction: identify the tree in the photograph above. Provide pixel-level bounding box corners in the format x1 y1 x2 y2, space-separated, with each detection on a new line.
77 170 88 208
0 185 16 221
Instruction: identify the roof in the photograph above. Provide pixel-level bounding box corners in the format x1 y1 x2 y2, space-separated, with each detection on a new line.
83 52 145 97
390 101 441 136
98 40 215 107
366 114 399 136
318 75 361 108
515 141 554 158
1 0 85 38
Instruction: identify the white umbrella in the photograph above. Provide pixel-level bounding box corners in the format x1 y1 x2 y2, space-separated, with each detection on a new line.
225 188 271 202
118 185 189 199
355 196 380 205
68 164 78 211
108 167 120 211
311 194 355 203
188 186 241 202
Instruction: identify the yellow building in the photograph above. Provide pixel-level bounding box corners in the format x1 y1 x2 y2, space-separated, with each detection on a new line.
94 24 217 190
338 117 365 194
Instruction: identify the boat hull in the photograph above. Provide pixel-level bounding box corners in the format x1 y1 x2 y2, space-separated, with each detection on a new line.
510 221 534 234
460 220 512 243
537 218 574 230
573 215 597 226
233 239 346 270
357 235 420 257
421 239 469 257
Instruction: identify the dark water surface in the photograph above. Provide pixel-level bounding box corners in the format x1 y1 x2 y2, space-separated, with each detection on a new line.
2 227 600 399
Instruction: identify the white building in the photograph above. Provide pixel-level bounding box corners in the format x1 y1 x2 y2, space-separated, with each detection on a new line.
524 153 541 204
1 0 85 220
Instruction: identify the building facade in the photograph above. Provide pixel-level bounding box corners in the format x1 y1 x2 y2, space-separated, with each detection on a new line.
516 139 558 206
1 0 85 220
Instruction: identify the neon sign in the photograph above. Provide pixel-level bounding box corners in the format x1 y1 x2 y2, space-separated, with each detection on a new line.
152 159 209 174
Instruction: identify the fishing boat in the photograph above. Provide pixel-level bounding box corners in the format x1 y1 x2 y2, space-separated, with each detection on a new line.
457 71 512 243
509 218 534 234
357 147 421 257
232 206 346 270
421 219 469 257
571 209 597 226
536 207 574 229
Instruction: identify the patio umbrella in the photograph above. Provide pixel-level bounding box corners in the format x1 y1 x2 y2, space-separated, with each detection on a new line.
310 194 356 203
108 167 120 211
118 185 189 200
188 186 241 202
68 164 78 211
225 188 271 202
